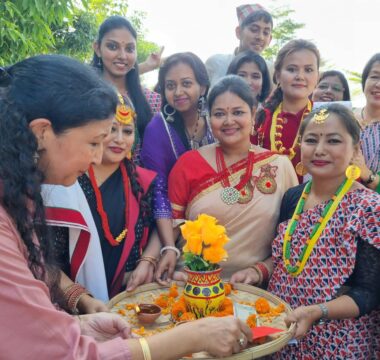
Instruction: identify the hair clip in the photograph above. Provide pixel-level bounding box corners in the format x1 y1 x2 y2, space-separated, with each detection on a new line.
313 108 329 124
0 67 12 87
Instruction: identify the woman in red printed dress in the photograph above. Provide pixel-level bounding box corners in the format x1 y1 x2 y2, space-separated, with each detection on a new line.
265 104 379 359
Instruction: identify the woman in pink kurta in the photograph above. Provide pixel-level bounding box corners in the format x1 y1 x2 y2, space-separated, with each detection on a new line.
0 55 252 359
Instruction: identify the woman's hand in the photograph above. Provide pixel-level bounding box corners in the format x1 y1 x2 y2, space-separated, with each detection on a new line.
230 267 260 285
126 260 155 292
352 149 372 181
195 316 252 357
139 46 165 74
77 294 109 314
155 251 178 285
284 305 321 340
78 312 132 342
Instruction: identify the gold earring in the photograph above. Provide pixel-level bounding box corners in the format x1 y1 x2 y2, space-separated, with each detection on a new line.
345 165 361 180
295 162 308 176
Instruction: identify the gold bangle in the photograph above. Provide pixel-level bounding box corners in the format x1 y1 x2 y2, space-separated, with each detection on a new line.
139 338 152 360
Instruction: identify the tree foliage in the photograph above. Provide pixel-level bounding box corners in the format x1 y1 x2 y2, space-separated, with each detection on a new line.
0 0 83 65
262 6 304 62
0 0 158 66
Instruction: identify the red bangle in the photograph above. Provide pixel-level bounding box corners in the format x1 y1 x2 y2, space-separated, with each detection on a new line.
63 283 91 314
255 262 270 285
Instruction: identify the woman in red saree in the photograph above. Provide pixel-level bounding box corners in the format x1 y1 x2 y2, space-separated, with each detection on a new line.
169 76 298 282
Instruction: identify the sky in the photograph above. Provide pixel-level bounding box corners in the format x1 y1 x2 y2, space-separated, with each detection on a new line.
128 0 380 105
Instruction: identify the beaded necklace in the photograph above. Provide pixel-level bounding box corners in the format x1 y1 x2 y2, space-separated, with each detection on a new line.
215 146 255 205
282 166 360 276
88 163 130 246
269 100 312 160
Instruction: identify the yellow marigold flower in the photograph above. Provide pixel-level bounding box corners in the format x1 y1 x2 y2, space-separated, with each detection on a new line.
197 213 217 226
181 221 201 240
202 224 227 246
183 234 203 255
202 245 227 264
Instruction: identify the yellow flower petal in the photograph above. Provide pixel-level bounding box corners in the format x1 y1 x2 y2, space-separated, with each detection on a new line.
202 245 228 264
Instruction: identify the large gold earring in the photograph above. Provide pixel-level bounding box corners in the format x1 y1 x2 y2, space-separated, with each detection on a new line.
295 162 308 176
345 165 361 180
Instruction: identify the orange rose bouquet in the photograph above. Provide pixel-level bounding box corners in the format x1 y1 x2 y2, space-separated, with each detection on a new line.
181 214 229 271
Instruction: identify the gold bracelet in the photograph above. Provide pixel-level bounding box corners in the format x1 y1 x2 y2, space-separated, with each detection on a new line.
139 338 152 360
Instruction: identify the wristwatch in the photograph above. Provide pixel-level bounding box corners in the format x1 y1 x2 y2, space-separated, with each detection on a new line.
317 303 329 325
365 171 376 185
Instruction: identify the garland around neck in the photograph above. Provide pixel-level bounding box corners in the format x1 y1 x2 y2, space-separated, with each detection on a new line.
282 169 358 277
88 163 130 246
269 100 312 160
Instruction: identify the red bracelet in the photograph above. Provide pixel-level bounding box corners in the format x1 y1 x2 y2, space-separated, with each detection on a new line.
63 283 91 314
255 262 270 285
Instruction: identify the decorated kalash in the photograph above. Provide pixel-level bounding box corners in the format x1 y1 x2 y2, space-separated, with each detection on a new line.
111 214 291 356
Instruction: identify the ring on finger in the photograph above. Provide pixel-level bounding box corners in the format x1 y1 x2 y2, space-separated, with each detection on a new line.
238 334 246 347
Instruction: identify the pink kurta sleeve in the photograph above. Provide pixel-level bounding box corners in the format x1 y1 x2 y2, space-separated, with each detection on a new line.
0 206 132 360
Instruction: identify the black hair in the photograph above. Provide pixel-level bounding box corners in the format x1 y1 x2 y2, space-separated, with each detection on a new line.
227 50 271 102
361 53 380 91
256 39 320 127
0 54 117 302
241 9 273 29
92 15 152 139
158 52 210 150
300 103 360 145
316 70 351 101
208 75 258 112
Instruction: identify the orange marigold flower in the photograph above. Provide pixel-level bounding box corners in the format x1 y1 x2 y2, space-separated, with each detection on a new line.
171 300 187 321
155 294 169 308
169 283 179 298
202 245 227 264
179 312 196 321
224 282 232 296
246 314 257 328
118 309 127 316
255 297 270 314
219 297 234 315
273 303 285 314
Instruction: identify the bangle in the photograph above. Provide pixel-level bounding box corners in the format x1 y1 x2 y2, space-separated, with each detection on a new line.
317 303 329 325
63 283 91 314
250 266 263 286
160 245 181 259
137 256 158 270
139 338 152 360
255 262 270 285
